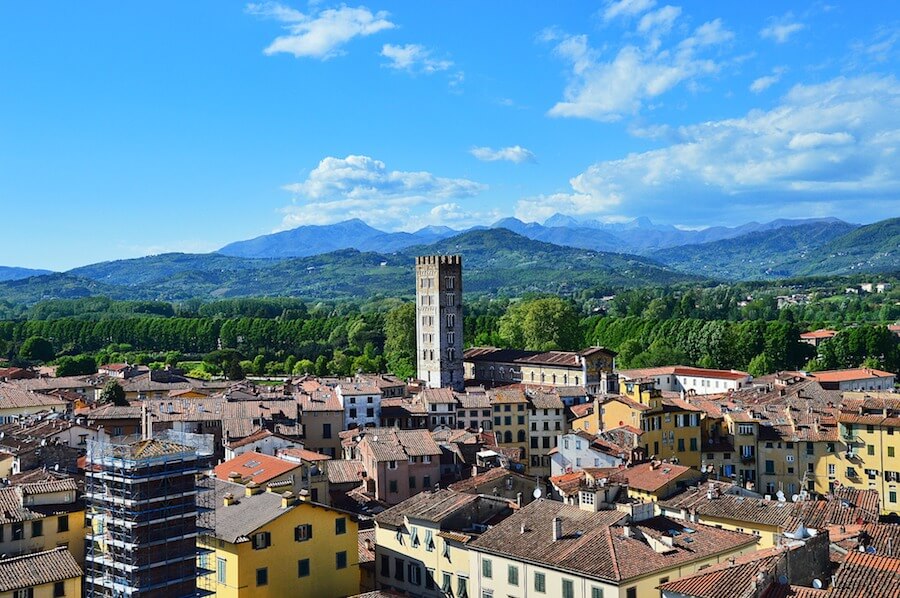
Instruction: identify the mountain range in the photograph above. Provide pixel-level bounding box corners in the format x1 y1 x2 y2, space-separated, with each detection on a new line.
218 215 853 258
0 216 896 305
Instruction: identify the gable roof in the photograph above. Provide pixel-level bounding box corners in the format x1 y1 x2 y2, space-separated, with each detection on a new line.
0 548 82 591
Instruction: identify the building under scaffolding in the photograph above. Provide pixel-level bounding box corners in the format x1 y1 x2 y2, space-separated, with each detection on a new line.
84 431 216 597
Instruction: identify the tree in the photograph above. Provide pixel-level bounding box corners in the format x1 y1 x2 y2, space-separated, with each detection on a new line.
747 353 776 377
19 336 54 362
100 380 128 406
226 359 245 381
384 303 416 379
55 354 97 376
498 298 581 351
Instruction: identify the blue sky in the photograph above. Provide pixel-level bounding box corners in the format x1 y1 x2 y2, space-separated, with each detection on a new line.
1 1 898 270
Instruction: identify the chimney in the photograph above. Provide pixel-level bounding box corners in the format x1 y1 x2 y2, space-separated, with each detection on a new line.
364 538 373 551
516 492 522 508
223 492 236 506
623 525 632 538
228 471 242 483
298 489 310 502
245 481 262 497
552 517 563 542
281 491 297 508
472 465 479 478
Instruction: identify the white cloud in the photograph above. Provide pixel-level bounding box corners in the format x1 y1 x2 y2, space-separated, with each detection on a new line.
602 0 657 22
760 14 805 43
412 203 503 230
750 66 787 93
470 145 537 163
520 75 900 224
380 44 453 73
279 155 487 229
637 5 681 42
247 3 395 59
546 17 733 121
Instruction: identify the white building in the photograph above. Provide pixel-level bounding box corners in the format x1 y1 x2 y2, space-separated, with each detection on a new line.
336 383 383 430
550 432 624 477
619 366 752 396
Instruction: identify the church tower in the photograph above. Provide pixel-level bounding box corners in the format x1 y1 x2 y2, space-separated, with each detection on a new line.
415 255 464 390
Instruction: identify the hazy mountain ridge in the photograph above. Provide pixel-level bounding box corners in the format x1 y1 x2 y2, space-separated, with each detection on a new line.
0 229 699 305
0 266 53 282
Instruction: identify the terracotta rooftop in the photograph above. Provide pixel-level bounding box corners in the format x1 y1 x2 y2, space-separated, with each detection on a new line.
375 489 479 527
608 461 697 493
327 460 367 485
829 550 900 597
278 447 332 462
813 368 895 382
213 451 300 485
800 329 838 339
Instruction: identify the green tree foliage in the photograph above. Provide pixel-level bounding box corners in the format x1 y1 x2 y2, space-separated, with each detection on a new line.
226 359 245 381
748 353 776 377
55 354 97 376
100 380 128 406
384 303 416 379
498 297 580 351
19 335 55 362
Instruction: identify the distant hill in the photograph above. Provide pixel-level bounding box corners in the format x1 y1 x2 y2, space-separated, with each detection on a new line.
653 221 859 279
796 217 900 276
0 266 53 282
218 218 459 258
0 229 701 305
216 216 854 259
654 217 900 280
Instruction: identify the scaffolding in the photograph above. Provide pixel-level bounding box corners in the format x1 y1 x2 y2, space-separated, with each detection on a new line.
84 433 216 598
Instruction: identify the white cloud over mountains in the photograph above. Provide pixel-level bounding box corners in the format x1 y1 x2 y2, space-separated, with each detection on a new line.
279 155 487 229
518 75 900 224
470 145 536 163
246 2 394 59
545 4 734 122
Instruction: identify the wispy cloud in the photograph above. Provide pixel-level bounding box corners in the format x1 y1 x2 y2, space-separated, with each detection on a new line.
519 75 900 224
246 2 395 59
750 66 787 93
601 0 657 22
760 13 805 43
279 155 487 229
470 145 537 164
380 44 453 73
545 11 734 121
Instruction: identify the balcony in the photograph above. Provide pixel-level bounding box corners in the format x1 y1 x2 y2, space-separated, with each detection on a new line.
741 454 756 465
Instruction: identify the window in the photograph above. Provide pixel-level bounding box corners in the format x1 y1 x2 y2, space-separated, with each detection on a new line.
388 460 398 470
409 476 417 490
534 571 546 592
562 579 574 598
508 565 519 586
442 573 453 594
678 438 685 452
890 447 896 458
31 520 43 537
626 588 637 598
424 475 432 488
13 522 23 540
322 423 332 438
394 558 405 581
828 464 836 476
296 557 310 577
217 557 227 584
890 491 897 503
426 568 436 590
54 583 65 598
389 480 398 493
252 532 271 549
765 460 775 474
57 515 69 533
592 587 605 598
690 437 698 452
380 554 390 577
409 564 422 585
868 445 876 456
482 558 492 578
256 568 268 586
458 575 469 598
425 529 435 551
335 517 346 535
295 524 312 542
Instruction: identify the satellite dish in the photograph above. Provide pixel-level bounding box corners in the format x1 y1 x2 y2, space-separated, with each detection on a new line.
812 579 823 589
777 575 788 585
776 491 786 502
866 546 877 555
478 427 484 434
791 494 801 503
532 488 542 499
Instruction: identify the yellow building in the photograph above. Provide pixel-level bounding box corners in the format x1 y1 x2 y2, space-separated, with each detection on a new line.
837 394 900 516
490 388 529 463
0 547 82 598
374 489 514 598
0 477 86 566
599 395 649 432
200 480 359 598
467 499 758 598
640 395 703 469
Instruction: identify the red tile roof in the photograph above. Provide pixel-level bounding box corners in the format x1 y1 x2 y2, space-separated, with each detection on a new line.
213 451 300 485
813 368 895 382
800 329 838 339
